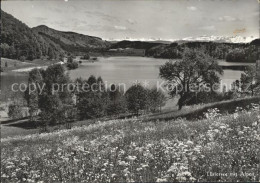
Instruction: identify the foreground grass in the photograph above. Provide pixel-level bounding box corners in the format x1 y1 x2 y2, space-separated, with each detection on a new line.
1 105 260 182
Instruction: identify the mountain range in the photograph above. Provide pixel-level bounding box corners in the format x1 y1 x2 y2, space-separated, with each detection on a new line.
107 35 257 44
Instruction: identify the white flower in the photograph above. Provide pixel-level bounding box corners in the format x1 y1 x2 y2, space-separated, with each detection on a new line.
141 163 149 168
186 140 194 145
156 178 167 182
127 155 137 161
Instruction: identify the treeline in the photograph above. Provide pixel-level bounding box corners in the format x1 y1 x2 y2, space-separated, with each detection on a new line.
145 40 260 63
8 64 166 127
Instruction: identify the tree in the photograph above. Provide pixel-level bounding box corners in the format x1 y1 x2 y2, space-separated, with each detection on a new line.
76 76 109 119
48 47 55 60
240 65 260 96
82 54 90 60
67 56 73 63
226 48 246 62
67 62 78 70
159 48 223 110
106 84 127 116
25 64 74 126
24 69 43 122
147 87 166 113
19 56 26 62
125 84 149 115
67 56 78 70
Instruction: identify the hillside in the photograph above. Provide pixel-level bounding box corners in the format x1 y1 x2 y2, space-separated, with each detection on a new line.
109 39 259 62
146 40 260 62
250 38 260 46
32 25 111 53
0 10 110 61
1 10 64 61
2 105 260 182
110 40 163 50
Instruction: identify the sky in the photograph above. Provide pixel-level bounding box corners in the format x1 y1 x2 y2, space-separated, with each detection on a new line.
2 0 259 40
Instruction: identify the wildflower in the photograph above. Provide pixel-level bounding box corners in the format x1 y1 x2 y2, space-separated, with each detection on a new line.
127 155 137 161
252 122 258 126
136 167 142 171
156 178 167 182
186 140 194 146
234 113 239 119
238 131 244 136
141 163 149 168
118 160 128 166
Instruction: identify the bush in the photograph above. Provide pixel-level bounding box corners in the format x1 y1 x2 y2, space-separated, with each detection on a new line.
8 104 23 119
19 56 26 62
67 62 78 70
82 54 90 60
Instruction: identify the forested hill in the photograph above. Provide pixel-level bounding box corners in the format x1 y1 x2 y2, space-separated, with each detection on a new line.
145 40 260 62
0 10 110 61
110 39 258 63
32 25 111 53
110 40 163 50
1 10 62 60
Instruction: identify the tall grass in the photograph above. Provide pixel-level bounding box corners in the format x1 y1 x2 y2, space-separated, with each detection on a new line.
147 96 260 121
1 105 260 182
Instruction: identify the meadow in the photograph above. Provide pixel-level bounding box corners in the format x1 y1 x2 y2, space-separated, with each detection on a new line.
1 104 260 182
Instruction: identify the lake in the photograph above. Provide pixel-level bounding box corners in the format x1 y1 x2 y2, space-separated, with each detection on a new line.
1 56 253 101
69 56 251 91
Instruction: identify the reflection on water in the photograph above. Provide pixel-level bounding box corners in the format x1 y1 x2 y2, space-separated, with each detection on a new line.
69 56 248 89
1 56 251 101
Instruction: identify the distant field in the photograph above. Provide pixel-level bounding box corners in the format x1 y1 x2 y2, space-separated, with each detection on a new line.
1 58 61 72
1 58 37 72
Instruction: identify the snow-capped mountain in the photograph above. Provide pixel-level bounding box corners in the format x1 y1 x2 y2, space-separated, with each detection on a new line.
181 35 257 43
106 35 257 44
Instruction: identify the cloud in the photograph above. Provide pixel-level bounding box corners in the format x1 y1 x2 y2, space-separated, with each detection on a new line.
250 11 259 17
199 25 216 31
218 16 238 22
114 25 127 30
84 10 119 22
126 18 136 24
34 17 48 23
187 6 197 11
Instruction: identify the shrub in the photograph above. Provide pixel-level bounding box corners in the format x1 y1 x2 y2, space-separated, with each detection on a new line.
82 54 90 60
8 104 23 119
67 61 78 70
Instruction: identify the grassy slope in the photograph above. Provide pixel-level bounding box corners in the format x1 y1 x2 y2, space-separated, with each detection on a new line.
1 105 260 182
1 96 259 139
1 57 62 72
1 58 37 72
147 96 260 121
